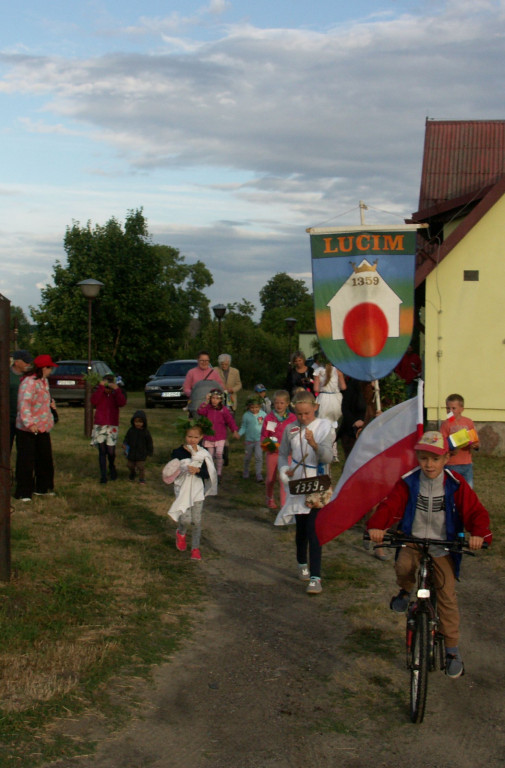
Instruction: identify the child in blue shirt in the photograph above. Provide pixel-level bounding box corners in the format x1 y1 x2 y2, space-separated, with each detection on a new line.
239 396 266 482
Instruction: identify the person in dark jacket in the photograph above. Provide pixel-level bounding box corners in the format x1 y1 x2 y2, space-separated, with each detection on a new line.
122 409 153 484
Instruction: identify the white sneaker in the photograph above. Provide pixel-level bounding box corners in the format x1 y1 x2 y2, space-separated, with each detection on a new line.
298 564 310 581
306 577 322 595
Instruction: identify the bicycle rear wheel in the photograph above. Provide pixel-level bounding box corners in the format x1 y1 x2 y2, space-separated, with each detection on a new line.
410 611 429 723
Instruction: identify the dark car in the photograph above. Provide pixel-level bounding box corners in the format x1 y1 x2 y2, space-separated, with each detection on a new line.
144 359 198 408
48 360 114 404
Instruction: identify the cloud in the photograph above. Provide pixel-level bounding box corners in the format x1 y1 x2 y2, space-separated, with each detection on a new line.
2 6 503 196
1 1 505 315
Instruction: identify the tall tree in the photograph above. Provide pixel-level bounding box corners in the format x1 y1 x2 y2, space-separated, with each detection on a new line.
259 273 314 337
259 272 310 316
31 209 213 386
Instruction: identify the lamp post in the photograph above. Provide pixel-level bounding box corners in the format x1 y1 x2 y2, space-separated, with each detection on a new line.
212 304 227 355
77 279 104 437
285 317 297 362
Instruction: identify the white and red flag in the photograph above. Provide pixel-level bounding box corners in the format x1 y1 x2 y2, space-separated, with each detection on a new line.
316 382 424 545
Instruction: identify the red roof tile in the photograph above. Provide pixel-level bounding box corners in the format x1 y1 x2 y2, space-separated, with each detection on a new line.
418 119 505 211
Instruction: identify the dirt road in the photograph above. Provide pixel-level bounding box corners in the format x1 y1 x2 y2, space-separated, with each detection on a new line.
46 475 505 768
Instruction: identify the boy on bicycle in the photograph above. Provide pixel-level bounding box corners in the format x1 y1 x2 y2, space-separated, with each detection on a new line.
367 431 492 679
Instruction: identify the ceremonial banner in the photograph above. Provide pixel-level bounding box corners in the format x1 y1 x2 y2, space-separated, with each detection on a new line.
308 225 421 381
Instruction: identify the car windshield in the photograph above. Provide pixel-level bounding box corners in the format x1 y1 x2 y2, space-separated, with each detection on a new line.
156 362 195 377
53 364 88 376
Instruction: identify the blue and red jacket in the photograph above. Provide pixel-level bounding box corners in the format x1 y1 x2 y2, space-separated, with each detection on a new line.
367 467 492 577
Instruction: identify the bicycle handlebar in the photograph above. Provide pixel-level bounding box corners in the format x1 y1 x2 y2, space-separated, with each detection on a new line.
363 530 488 553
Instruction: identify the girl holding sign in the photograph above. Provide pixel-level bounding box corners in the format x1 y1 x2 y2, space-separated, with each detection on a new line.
274 391 333 595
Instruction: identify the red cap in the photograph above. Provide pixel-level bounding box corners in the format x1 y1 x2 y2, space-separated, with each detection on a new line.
33 354 57 368
414 431 449 455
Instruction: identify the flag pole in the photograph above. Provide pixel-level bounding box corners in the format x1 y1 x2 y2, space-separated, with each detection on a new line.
417 379 424 437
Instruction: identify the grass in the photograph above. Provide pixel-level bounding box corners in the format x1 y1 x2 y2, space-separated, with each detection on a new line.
1 393 205 767
2 393 504 763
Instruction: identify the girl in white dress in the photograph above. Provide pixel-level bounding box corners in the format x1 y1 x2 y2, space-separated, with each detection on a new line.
274 391 333 595
313 360 346 461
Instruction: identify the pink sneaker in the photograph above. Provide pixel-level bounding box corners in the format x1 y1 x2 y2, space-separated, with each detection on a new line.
267 498 278 509
176 531 187 551
190 548 202 561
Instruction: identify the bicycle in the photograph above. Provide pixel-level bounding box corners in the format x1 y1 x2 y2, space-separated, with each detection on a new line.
365 531 485 724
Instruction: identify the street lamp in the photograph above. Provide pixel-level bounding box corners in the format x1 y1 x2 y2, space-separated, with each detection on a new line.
285 317 297 362
78 279 104 438
212 304 227 355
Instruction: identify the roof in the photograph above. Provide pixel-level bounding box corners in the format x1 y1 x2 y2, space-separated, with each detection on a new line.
412 120 505 286
417 119 505 211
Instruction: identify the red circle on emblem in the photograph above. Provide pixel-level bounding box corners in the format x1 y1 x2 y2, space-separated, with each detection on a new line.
343 302 389 357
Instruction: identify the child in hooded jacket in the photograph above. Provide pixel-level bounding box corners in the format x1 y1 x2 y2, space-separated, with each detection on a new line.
123 409 154 484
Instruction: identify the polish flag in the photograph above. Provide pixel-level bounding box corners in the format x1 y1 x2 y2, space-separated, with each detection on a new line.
316 381 424 545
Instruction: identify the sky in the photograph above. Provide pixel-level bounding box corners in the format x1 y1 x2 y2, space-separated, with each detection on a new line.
1 0 504 320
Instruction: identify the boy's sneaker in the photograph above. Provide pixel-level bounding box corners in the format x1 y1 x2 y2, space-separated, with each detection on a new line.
298 564 310 581
267 498 278 510
129 472 136 481
176 532 187 552
190 548 202 561
256 475 263 483
306 576 322 594
445 652 465 679
390 589 411 612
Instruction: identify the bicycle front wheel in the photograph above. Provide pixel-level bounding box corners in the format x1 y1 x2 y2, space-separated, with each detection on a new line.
410 611 429 723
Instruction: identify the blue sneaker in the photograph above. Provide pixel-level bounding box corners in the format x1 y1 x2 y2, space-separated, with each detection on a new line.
390 589 411 612
446 652 465 678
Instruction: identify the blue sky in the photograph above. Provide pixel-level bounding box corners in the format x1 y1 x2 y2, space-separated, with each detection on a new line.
1 0 504 319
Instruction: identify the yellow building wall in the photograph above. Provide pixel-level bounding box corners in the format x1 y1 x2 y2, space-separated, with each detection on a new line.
424 194 505 425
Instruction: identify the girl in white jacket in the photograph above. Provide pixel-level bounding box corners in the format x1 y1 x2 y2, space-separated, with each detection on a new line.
164 418 217 561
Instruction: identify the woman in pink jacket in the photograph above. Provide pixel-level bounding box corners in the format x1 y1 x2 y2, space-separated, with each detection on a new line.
15 354 58 501
91 375 126 483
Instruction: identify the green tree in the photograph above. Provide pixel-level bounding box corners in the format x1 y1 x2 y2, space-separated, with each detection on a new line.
260 294 315 337
259 273 310 316
31 209 213 387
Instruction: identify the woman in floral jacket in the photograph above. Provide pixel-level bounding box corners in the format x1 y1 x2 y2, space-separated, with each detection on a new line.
15 354 58 501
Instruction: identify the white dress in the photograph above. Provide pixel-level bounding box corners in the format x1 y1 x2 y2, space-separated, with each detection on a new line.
274 417 332 526
314 366 343 424
167 447 218 522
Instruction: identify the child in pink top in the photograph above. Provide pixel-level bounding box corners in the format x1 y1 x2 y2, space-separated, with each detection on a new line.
197 389 239 479
260 390 297 509
440 393 479 488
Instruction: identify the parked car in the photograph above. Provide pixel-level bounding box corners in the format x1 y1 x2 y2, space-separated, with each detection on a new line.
48 360 115 404
144 359 198 408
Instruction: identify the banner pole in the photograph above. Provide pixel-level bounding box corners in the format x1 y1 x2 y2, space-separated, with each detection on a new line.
372 379 382 413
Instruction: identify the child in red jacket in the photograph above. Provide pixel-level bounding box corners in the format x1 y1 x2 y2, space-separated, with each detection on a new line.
367 431 491 679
